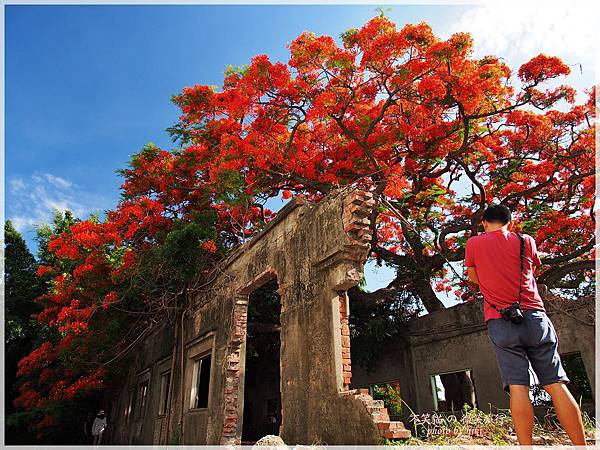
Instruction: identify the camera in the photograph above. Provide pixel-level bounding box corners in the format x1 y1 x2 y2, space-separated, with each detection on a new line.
499 302 524 324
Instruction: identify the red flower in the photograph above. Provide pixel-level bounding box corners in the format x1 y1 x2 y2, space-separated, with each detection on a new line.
36 265 53 277
200 240 217 253
102 291 118 310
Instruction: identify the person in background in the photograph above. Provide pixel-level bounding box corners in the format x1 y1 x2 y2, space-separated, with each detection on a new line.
464 204 586 446
91 410 107 445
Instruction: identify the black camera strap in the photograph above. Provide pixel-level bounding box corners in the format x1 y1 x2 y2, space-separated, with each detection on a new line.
482 232 525 313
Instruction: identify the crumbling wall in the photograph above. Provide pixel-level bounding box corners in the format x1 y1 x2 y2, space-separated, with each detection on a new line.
106 321 174 445
108 187 398 445
176 187 384 445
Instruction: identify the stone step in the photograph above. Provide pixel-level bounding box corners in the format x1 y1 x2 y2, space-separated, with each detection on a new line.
340 388 410 440
376 421 407 431
366 404 386 413
369 409 390 421
340 388 371 399
340 390 366 400
339 389 359 395
382 428 412 439
369 399 384 408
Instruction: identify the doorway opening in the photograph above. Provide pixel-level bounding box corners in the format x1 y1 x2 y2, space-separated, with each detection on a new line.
431 369 478 412
241 277 282 443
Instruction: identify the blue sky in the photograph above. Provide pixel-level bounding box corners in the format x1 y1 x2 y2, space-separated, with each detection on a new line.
5 3 595 303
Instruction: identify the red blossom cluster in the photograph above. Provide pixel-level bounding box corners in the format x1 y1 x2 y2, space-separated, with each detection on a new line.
204 21 591 302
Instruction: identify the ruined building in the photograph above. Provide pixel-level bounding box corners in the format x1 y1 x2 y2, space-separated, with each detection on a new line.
105 187 595 445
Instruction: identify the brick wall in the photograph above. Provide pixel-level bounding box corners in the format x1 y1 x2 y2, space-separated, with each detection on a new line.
220 295 248 444
338 290 352 389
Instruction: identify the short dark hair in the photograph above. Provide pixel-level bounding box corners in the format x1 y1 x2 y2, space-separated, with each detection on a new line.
482 204 512 225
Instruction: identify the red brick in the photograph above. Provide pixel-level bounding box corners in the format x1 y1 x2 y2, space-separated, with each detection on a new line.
343 222 363 233
376 421 406 431
382 429 411 439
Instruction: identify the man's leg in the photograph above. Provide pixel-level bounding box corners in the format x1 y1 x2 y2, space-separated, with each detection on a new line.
487 319 535 444
509 385 534 445
525 313 585 445
543 382 586 446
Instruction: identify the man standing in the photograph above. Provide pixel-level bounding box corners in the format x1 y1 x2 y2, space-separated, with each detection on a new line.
464 204 586 446
91 410 107 445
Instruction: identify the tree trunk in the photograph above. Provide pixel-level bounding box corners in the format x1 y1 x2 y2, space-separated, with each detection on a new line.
411 276 445 313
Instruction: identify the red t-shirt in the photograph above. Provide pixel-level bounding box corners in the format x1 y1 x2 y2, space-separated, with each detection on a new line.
464 229 545 322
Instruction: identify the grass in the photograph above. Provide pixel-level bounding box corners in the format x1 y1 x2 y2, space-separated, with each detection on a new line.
385 403 598 446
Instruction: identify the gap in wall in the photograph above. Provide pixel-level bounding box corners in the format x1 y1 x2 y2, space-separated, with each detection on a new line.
241 277 282 444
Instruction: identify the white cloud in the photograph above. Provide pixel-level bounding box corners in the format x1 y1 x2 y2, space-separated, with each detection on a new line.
10 216 38 233
9 177 26 192
444 0 597 98
43 173 73 189
447 1 596 61
6 172 109 234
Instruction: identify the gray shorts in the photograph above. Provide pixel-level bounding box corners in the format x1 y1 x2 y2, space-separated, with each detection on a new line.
486 309 570 393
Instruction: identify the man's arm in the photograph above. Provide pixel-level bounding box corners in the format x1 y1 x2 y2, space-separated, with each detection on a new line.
464 237 480 298
527 234 542 269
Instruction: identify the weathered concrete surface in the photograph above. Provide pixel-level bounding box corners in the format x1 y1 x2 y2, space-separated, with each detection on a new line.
104 322 175 445
352 294 595 415
107 187 396 445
